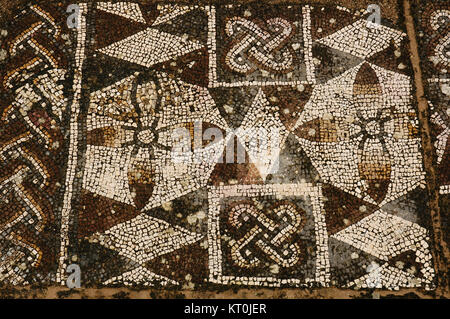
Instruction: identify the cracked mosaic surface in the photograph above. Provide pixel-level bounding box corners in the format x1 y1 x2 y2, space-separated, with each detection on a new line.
0 1 446 292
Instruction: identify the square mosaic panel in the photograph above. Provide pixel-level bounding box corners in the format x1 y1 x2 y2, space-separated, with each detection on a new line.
0 1 444 291
207 184 328 287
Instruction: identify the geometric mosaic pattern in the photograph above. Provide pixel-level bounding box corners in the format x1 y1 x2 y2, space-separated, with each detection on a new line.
419 2 450 196
0 1 447 293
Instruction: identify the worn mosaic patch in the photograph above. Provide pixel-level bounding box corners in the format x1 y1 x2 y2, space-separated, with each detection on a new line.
0 2 440 290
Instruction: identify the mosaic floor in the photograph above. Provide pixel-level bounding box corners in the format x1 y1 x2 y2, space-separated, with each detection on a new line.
0 1 448 293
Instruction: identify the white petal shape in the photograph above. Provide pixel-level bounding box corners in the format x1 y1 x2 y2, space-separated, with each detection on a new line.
156 74 228 130
294 62 423 204
88 74 138 130
143 140 225 210
296 138 365 198
431 112 449 165
347 263 422 289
